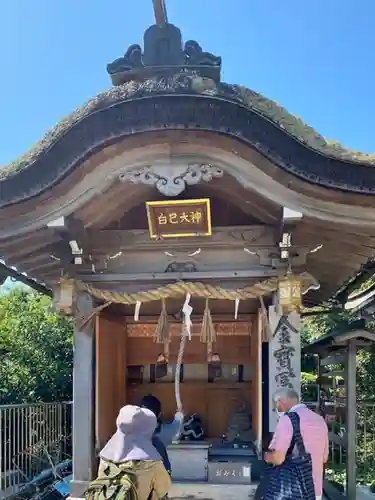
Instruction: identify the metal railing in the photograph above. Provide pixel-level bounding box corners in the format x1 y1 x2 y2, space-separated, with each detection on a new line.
0 402 72 496
326 401 375 487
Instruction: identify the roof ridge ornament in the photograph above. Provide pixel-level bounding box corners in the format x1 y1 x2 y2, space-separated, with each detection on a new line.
107 0 221 86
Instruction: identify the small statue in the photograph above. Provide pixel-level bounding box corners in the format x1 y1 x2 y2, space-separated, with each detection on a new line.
107 44 143 75
180 413 205 441
184 40 221 67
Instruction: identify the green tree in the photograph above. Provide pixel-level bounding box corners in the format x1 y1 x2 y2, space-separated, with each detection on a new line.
0 288 73 404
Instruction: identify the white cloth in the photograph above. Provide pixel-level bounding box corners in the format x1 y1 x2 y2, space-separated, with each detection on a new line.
100 405 161 462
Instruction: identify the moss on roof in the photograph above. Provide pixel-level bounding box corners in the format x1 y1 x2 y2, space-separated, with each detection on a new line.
1 71 375 180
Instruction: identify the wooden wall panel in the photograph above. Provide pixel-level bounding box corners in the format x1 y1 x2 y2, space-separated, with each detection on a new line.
169 337 207 364
214 334 253 364
127 338 160 365
127 337 207 366
96 312 127 449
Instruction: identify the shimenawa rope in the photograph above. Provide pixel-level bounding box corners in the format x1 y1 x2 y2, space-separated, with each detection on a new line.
70 273 315 306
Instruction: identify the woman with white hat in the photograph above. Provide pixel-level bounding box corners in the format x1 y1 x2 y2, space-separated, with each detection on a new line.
86 405 171 500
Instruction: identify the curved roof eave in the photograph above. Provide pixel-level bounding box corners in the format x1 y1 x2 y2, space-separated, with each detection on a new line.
1 71 375 208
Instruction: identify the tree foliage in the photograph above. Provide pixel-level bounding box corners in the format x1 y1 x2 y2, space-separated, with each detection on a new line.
0 288 73 404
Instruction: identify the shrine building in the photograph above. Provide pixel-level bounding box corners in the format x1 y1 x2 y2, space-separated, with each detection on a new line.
1 2 375 496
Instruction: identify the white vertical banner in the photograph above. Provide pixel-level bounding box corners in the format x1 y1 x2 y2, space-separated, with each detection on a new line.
268 306 301 432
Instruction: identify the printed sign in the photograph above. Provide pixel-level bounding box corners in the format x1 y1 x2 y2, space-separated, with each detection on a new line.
208 462 252 485
146 198 212 239
268 307 301 432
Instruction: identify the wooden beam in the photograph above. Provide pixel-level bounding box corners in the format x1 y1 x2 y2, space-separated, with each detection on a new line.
333 329 375 344
324 370 345 378
77 184 150 228
0 228 54 252
294 227 375 259
0 231 58 261
0 262 52 296
320 353 346 366
85 226 277 252
20 260 61 276
76 268 280 283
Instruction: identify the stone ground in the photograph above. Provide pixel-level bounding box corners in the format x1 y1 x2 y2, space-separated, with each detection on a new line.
71 482 375 499
168 483 333 499
69 484 257 500
168 483 257 500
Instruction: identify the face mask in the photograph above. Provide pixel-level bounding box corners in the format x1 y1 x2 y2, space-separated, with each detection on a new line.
276 410 285 418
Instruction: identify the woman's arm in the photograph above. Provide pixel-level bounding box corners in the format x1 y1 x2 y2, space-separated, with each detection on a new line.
157 412 184 447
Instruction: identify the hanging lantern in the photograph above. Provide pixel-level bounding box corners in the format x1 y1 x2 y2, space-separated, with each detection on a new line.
278 271 302 314
53 279 75 315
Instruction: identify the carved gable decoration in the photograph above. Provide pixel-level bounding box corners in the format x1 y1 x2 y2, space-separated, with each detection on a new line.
146 198 212 239
107 22 221 86
119 163 223 197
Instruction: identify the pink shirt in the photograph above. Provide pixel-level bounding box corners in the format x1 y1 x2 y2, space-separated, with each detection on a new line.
269 404 328 497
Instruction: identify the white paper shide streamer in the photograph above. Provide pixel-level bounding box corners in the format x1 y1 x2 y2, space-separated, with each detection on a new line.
182 293 193 339
134 300 142 322
234 297 240 320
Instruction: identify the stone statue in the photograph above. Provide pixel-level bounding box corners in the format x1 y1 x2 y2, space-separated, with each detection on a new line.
226 402 255 443
107 44 143 76
184 40 222 68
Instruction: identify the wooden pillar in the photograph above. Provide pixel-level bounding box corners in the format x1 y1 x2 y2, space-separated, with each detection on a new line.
346 340 357 500
96 311 127 451
71 293 95 498
253 312 263 453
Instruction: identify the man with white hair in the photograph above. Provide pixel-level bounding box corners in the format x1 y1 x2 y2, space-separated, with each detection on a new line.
264 388 328 500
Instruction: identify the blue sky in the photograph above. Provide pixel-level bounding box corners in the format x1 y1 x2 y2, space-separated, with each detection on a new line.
0 0 374 164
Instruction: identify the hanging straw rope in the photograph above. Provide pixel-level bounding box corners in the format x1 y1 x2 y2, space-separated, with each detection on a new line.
72 273 316 306
200 299 216 343
175 324 187 413
154 299 170 343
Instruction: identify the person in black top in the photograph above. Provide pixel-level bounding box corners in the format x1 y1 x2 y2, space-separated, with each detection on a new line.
140 395 183 475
